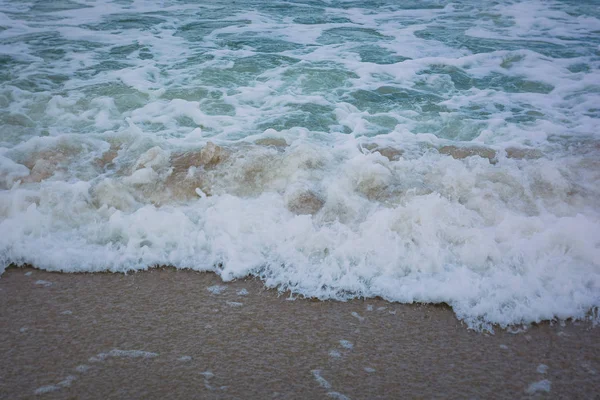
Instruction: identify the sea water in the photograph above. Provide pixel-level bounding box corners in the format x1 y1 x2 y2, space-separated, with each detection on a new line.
0 0 599 329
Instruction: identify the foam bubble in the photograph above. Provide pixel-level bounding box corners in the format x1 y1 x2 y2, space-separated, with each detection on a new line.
311 370 332 389
526 379 551 394
75 365 90 373
329 350 342 358
89 349 158 362
351 312 364 322
327 392 350 400
339 340 353 350
34 385 60 395
208 285 227 295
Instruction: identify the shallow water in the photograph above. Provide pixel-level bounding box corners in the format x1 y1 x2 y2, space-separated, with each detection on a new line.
0 0 599 329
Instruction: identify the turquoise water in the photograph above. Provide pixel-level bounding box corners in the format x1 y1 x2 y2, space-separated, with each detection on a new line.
1 0 599 329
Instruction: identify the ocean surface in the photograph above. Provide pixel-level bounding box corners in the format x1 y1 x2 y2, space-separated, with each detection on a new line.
0 0 599 330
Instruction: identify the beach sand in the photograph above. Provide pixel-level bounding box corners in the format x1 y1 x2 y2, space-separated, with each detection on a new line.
0 266 598 399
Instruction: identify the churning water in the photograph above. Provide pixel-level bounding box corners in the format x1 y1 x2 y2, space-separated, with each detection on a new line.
1 0 599 329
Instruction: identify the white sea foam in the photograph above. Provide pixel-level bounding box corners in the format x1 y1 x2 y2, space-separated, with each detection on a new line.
327 392 350 400
311 370 332 389
329 350 342 358
0 0 599 330
75 365 90 373
34 385 60 395
351 312 364 322
57 376 76 388
89 349 158 362
526 379 551 394
33 375 76 395
208 285 227 295
339 340 353 350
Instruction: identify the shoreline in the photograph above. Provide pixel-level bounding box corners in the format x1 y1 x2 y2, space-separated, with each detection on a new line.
1 266 599 398
4 263 598 331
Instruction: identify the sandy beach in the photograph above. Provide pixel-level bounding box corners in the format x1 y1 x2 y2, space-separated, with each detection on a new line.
0 266 598 399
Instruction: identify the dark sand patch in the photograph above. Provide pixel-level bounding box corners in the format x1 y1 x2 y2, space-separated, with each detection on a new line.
1 266 598 399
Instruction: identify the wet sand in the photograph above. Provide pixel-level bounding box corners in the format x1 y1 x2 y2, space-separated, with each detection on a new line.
0 266 598 399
